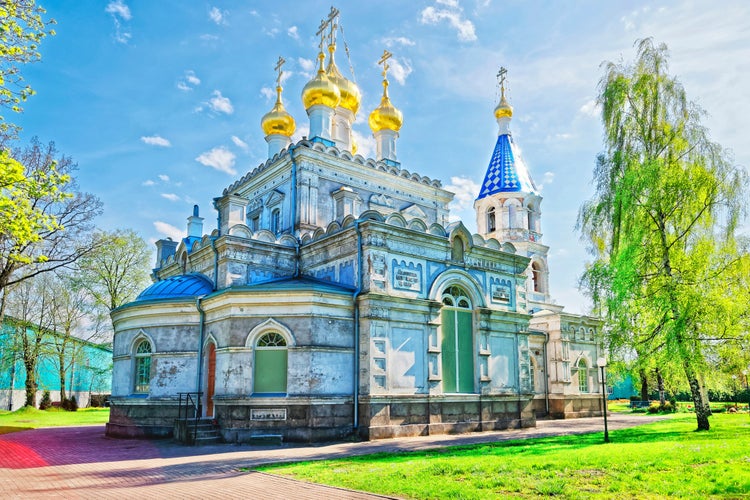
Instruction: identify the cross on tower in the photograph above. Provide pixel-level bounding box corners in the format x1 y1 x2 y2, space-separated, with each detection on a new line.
378 49 392 78
274 56 285 86
497 66 508 96
316 6 340 49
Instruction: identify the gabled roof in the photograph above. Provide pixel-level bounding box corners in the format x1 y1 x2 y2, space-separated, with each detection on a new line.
476 133 538 199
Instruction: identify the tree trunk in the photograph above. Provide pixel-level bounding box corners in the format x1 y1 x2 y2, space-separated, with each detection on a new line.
23 357 37 407
58 349 67 403
656 367 665 405
639 368 649 402
684 360 710 430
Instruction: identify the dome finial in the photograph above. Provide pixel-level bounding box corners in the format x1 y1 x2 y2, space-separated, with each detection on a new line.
324 7 360 115
301 14 341 111
368 49 403 134
261 56 296 138
494 66 513 121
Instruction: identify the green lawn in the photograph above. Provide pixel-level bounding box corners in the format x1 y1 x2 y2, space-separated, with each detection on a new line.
260 414 750 499
0 406 110 435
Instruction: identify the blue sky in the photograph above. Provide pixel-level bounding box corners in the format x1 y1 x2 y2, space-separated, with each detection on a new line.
14 1 750 314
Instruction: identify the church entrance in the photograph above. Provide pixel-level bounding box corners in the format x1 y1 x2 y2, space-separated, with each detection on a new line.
206 342 216 417
441 286 474 393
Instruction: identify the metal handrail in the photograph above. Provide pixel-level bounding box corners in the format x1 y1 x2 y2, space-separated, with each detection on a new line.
177 392 202 444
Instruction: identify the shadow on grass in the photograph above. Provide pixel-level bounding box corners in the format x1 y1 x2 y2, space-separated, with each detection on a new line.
0 426 33 435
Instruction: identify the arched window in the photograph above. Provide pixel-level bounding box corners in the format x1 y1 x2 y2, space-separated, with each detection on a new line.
487 207 496 232
254 332 288 394
270 208 281 234
532 262 543 293
527 204 536 232
451 238 464 262
578 359 589 393
441 285 474 393
134 339 152 394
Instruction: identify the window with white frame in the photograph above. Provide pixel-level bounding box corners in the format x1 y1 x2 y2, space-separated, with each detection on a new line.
134 339 152 394
578 359 589 393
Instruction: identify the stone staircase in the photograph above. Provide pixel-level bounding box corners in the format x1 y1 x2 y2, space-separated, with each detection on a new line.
174 418 222 445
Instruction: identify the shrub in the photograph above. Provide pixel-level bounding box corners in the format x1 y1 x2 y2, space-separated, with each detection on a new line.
647 402 660 414
61 396 78 412
39 391 52 410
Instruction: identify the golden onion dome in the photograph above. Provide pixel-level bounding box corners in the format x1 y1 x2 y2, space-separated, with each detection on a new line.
326 44 361 114
261 86 296 137
369 79 403 133
301 52 341 110
494 94 513 119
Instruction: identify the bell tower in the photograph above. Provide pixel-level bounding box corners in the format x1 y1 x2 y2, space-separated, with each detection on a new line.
474 68 556 313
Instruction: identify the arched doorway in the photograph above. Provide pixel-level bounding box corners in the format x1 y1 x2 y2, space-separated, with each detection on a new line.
205 342 216 417
441 285 474 393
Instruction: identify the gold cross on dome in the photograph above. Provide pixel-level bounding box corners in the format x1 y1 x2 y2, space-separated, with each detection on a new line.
274 56 285 86
497 67 508 95
327 6 340 45
378 49 392 78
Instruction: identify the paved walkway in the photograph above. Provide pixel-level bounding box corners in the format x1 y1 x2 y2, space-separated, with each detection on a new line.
0 414 664 499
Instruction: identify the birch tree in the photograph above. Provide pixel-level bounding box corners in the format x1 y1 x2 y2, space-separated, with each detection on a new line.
578 38 749 431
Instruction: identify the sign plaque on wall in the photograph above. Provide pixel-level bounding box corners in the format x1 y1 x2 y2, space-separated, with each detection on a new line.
251 408 287 421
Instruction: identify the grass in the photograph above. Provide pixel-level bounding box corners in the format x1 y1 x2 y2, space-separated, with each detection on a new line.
0 406 110 435
259 413 750 499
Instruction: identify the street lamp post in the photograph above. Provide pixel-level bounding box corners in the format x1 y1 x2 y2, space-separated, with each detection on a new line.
597 357 610 443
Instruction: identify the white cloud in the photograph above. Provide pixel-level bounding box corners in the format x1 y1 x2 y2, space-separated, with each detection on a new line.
140 135 171 147
579 99 599 117
292 123 310 143
445 176 480 211
382 36 416 48
288 26 299 40
260 86 275 100
186 71 201 86
208 90 234 114
420 2 477 42
537 171 555 192
153 221 184 241
142 180 155 186
351 129 376 159
263 27 280 38
200 34 219 42
161 193 180 202
105 0 131 20
158 174 170 182
298 57 315 73
177 71 200 91
105 0 132 44
389 58 413 85
231 135 249 151
209 6 227 25
196 146 237 175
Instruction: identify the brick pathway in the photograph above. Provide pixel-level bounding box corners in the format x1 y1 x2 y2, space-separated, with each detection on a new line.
0 414 664 499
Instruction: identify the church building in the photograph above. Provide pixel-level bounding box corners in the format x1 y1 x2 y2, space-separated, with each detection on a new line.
107 9 604 442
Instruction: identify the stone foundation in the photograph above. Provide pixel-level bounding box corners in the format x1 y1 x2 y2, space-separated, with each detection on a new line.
358 394 536 440
106 397 180 438
548 394 604 419
215 397 354 443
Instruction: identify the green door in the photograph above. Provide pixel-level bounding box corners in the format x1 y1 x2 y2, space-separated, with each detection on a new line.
441 308 474 393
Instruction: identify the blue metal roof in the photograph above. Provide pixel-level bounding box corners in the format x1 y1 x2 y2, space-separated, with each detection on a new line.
135 274 214 302
476 133 538 199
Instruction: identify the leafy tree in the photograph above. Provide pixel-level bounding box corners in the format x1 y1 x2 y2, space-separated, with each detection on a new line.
0 0 55 135
578 39 749 431
0 138 102 311
4 276 55 407
74 229 152 313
